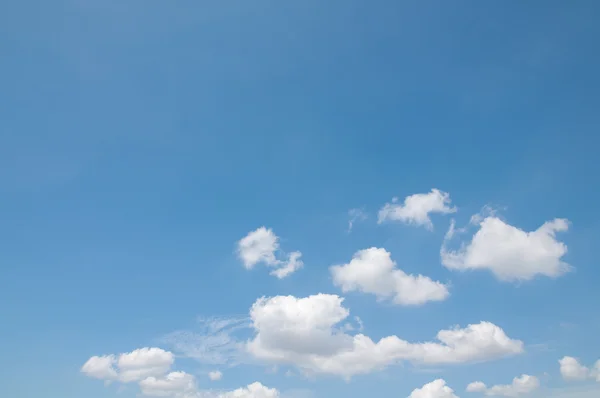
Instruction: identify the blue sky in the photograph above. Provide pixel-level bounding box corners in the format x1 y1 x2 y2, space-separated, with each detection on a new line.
1 1 600 397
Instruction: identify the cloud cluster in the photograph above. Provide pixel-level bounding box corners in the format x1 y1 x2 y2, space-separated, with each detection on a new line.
378 189 456 229
82 347 279 398
237 227 303 278
82 188 578 397
330 247 449 306
246 294 523 378
81 347 174 383
466 374 540 396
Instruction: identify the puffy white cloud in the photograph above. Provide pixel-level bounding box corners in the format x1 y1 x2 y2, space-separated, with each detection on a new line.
409 379 459 398
81 354 118 380
208 371 223 381
330 247 449 306
219 382 280 398
118 348 175 383
466 382 487 393
237 227 303 278
378 189 456 229
559 356 600 382
82 347 174 383
441 216 571 281
139 372 197 397
466 374 540 396
246 294 523 378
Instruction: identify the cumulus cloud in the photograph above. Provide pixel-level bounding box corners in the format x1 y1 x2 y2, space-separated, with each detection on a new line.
81 348 174 383
139 371 197 397
466 374 540 396
140 373 278 398
219 382 280 398
208 371 222 381
237 227 303 278
378 189 456 229
441 214 571 281
82 348 278 398
330 247 449 306
246 294 523 378
559 356 600 382
409 379 459 398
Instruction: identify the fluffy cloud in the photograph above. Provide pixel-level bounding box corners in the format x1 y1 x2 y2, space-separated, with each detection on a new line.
139 372 197 397
409 379 459 398
378 189 456 229
208 371 223 381
466 374 540 396
81 354 118 380
559 356 600 382
237 227 303 278
83 349 278 398
81 347 174 383
246 294 523 378
330 247 449 306
140 373 278 398
441 216 571 281
219 382 280 398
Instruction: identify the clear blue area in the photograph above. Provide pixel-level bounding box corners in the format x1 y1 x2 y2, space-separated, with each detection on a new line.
1 1 599 397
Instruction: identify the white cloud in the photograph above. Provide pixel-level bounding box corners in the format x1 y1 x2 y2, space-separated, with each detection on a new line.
219 382 280 398
441 215 571 281
83 349 278 398
81 348 174 383
139 372 197 397
559 356 600 382
208 371 222 381
246 294 524 378
347 208 368 232
140 372 279 398
330 247 449 306
237 227 303 278
270 251 303 279
466 374 540 396
378 189 456 229
409 379 459 398
81 354 118 380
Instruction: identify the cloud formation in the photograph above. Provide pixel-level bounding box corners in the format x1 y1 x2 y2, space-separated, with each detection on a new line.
409 379 459 398
441 215 571 281
559 356 600 382
378 189 456 229
246 294 523 378
237 227 303 278
81 347 174 383
330 247 449 306
82 347 279 398
466 374 540 396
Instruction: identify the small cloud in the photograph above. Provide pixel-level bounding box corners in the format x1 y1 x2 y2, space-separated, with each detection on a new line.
347 208 368 233
378 189 456 230
236 227 304 278
208 370 222 381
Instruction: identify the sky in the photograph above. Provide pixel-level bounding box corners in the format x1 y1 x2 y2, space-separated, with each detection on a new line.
1 1 600 397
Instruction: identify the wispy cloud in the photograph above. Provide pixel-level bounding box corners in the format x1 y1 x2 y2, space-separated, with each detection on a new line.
159 316 250 366
347 208 368 233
